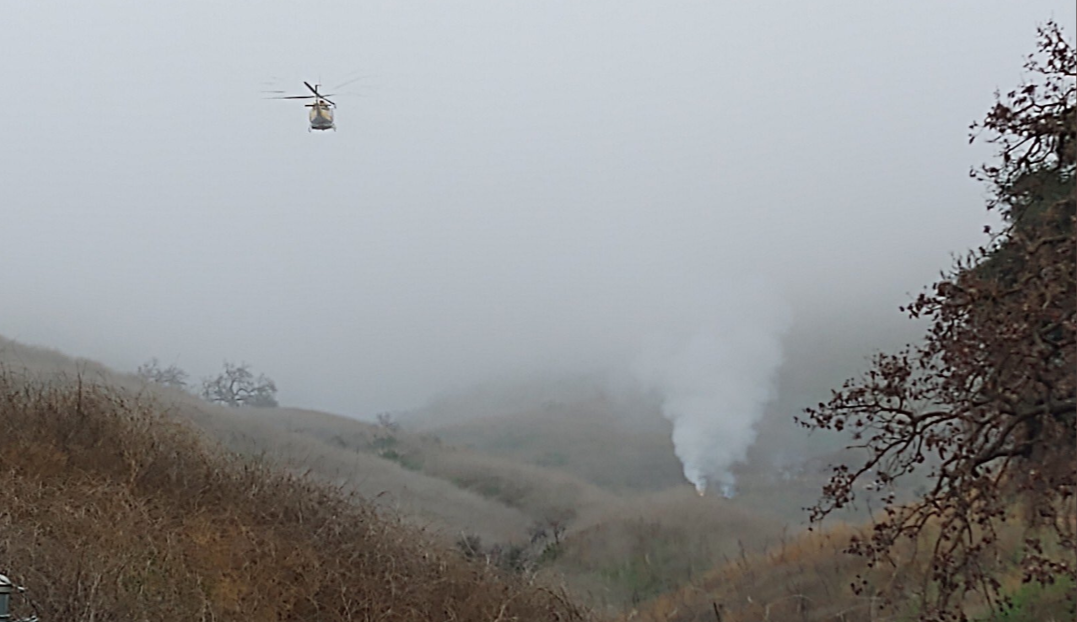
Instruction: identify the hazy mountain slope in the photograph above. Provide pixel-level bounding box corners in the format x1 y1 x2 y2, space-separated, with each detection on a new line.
0 369 590 621
2 335 907 615
0 336 535 542
399 315 923 500
255 406 624 530
406 383 688 493
179 404 538 542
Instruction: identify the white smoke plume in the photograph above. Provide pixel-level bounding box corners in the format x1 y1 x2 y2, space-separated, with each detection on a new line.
632 280 790 496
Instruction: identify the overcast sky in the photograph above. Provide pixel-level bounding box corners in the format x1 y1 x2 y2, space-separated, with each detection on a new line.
2 1 1073 416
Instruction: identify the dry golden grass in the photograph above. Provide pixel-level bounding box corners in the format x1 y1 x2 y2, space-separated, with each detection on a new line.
0 337 542 544
189 404 540 544
254 406 620 531
630 523 884 622
628 513 1077 622
545 488 781 616
0 369 591 621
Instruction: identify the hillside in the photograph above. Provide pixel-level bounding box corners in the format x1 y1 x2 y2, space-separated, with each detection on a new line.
629 518 1075 622
407 392 686 494
402 371 897 530
0 336 541 543
3 340 1071 620
253 406 623 530
0 368 590 620
0 335 883 614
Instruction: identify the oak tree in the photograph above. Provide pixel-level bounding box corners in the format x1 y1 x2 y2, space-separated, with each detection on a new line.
136 358 190 390
200 361 279 408
801 21 1075 620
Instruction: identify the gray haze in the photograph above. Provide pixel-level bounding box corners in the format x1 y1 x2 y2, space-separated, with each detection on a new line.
3 1 1073 422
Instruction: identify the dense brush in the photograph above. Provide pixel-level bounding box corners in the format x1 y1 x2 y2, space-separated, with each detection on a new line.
0 370 589 621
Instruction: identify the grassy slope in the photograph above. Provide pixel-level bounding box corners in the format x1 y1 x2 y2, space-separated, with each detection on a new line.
3 335 954 617
630 517 1076 622
546 488 783 615
253 397 808 615
2 305 1048 618
0 337 538 543
0 370 590 621
396 380 837 614
254 406 624 529
0 337 804 614
404 382 687 494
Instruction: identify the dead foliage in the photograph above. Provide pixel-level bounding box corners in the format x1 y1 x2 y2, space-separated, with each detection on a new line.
799 21 1076 620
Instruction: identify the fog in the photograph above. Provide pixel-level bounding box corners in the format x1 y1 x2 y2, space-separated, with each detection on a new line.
2 0 1072 439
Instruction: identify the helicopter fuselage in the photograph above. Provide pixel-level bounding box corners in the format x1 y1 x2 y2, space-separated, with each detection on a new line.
307 100 335 131
269 82 338 131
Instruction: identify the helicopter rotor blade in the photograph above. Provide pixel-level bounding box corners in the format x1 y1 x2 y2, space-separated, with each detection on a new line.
303 81 336 106
333 74 372 90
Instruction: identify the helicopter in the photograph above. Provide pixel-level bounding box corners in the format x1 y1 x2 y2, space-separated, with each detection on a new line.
268 81 338 132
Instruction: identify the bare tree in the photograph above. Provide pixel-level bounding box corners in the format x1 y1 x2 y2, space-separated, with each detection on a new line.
136 358 189 390
539 514 571 546
200 361 278 408
376 411 401 432
800 21 1075 620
